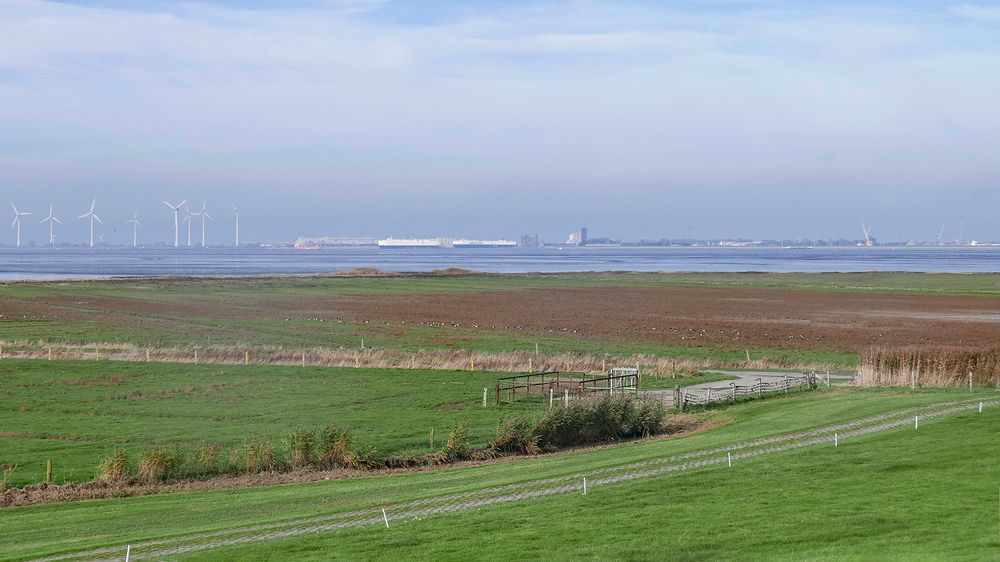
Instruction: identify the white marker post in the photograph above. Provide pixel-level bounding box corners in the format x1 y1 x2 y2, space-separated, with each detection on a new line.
979 402 983 413
382 508 390 528
125 545 131 562
483 387 488 407
915 415 919 429
549 388 554 409
727 452 732 468
583 476 587 495
834 433 839 447
564 389 569 405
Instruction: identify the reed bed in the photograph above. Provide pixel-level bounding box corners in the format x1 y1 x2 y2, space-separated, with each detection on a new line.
857 346 1000 388
0 340 838 374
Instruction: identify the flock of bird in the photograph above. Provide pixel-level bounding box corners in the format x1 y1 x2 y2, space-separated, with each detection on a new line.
8 200 241 248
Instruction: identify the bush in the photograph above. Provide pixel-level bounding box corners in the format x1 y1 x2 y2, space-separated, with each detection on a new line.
533 395 665 451
431 424 471 464
97 448 130 482
486 418 539 456
190 443 221 476
137 449 182 483
241 438 275 473
316 425 353 469
285 428 315 470
344 447 383 471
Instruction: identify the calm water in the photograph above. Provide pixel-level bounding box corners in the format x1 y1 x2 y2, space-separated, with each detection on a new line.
0 246 998 280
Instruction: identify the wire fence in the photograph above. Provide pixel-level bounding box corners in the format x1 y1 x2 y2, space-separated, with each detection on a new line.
678 373 817 409
33 397 998 562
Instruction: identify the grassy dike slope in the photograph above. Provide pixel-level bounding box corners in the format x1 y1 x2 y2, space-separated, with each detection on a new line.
2 388 997 560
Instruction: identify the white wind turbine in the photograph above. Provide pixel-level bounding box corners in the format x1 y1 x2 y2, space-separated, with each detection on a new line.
40 203 61 247
182 203 197 247
195 201 211 248
232 205 240 247
163 199 188 248
126 211 141 248
10 202 31 248
77 199 102 248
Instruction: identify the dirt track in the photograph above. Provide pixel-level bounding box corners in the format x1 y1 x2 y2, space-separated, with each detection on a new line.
323 286 1000 351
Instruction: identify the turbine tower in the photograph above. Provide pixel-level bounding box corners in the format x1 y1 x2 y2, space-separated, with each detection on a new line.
233 205 240 247
40 204 61 247
196 201 212 248
77 199 102 248
163 199 188 248
182 203 196 247
126 211 141 248
10 202 31 248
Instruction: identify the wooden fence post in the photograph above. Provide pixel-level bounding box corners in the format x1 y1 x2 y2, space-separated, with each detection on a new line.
95 347 100 362
46 459 52 483
673 385 681 411
483 387 487 407
48 348 52 361
528 357 532 372
244 351 249 365
146 348 151 362
194 349 198 364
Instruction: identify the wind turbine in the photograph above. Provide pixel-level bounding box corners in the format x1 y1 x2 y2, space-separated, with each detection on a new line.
936 225 946 246
40 204 61 247
126 211 141 248
232 205 240 247
10 202 31 248
77 199 102 248
163 199 188 248
195 201 211 248
860 222 873 247
182 203 197 248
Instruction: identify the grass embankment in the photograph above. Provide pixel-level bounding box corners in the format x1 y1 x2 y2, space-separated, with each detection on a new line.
0 388 995 560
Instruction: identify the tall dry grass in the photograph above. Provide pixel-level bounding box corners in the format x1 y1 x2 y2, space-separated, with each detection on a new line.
857 346 1000 388
0 340 838 374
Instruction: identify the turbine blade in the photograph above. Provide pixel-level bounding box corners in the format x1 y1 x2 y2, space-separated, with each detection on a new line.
93 214 103 224
53 217 61 224
10 202 17 214
90 199 96 212
179 199 188 208
78 213 89 219
164 201 174 209
11 216 17 228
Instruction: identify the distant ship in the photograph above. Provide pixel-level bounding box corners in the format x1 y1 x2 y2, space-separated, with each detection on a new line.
452 239 518 249
378 238 445 249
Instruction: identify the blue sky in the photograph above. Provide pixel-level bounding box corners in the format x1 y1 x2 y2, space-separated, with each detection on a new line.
1 0 999 244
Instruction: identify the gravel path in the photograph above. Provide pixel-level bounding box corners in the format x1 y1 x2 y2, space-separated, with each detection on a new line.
33 396 997 562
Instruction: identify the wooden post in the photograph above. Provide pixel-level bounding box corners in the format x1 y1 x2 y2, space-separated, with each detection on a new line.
535 342 539 355
483 387 487 407
470 357 475 371
0 344 4 359
146 348 150 362
302 352 306 367
671 361 676 379
361 338 364 349
673 385 681 411
194 349 198 364
429 428 434 449
46 459 52 483
355 352 360 368
757 378 762 397
244 351 249 365
968 371 973 391
745 349 751 363
495 381 501 405
528 357 533 372
784 375 788 393
48 348 52 361
95 347 100 362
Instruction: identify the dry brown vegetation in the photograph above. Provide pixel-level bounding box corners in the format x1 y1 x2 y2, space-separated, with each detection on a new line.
0 340 840 373
856 346 1000 387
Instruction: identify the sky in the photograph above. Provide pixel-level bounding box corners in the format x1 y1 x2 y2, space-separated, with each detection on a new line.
1 0 999 245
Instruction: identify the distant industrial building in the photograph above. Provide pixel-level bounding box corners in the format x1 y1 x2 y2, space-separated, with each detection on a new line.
294 236 377 248
566 227 588 246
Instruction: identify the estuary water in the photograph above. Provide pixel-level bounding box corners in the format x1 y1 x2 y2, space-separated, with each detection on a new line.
0 246 998 280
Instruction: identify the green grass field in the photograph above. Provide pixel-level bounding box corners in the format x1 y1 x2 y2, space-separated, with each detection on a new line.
0 359 726 486
1 388 996 560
